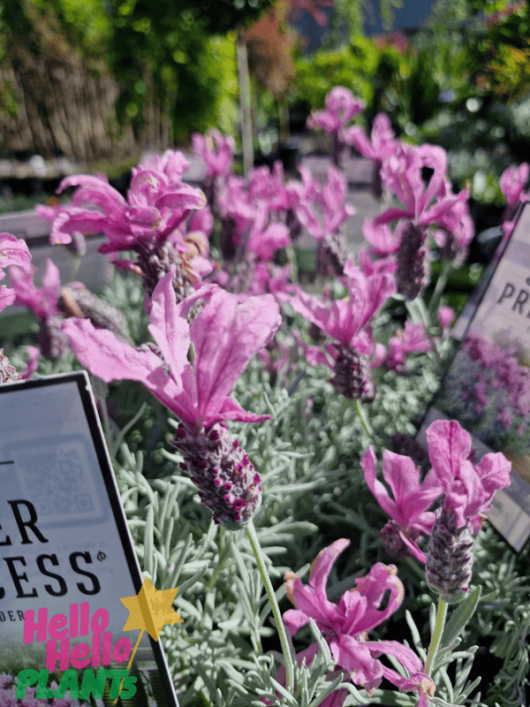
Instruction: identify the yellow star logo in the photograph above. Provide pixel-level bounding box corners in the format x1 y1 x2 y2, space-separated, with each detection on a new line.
120 577 183 641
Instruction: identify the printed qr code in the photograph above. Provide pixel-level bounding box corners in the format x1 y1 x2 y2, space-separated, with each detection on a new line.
13 436 106 526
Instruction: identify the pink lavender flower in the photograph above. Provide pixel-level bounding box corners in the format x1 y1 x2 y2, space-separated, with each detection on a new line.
192 129 235 179
379 321 432 373
437 305 455 334
307 87 365 166
9 259 66 360
499 163 529 206
425 420 511 602
361 447 442 563
307 87 364 135
248 162 293 213
140 150 192 182
432 183 475 264
345 114 398 198
63 273 281 527
281 259 395 400
0 232 32 312
9 259 128 360
300 166 355 242
345 113 398 162
50 164 205 251
283 539 434 698
44 153 209 302
372 144 472 296
247 205 290 261
218 168 292 272
293 166 355 274
64 273 280 429
498 163 530 244
378 144 453 225
426 420 511 533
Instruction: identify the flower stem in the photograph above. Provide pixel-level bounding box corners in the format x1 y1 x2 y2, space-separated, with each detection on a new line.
286 244 298 285
246 519 295 693
424 598 448 677
428 262 453 318
355 399 373 439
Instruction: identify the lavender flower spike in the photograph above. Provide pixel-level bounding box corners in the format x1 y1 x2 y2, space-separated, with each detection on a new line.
174 423 262 529
396 221 429 300
64 273 281 529
361 447 442 563
425 419 511 602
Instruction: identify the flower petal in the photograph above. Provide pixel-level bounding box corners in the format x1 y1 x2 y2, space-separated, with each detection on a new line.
0 233 32 270
148 272 191 382
0 285 15 312
20 346 40 380
474 452 511 505
190 291 281 425
426 419 471 488
310 539 350 597
206 396 271 426
330 636 383 693
282 609 310 636
63 318 164 384
360 448 400 523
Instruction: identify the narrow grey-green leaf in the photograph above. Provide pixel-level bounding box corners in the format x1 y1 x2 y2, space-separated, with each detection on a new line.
441 586 482 650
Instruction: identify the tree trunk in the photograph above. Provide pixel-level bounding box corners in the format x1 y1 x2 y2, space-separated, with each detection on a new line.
236 28 253 177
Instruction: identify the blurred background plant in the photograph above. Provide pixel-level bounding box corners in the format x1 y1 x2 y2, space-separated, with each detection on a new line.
2 0 529 207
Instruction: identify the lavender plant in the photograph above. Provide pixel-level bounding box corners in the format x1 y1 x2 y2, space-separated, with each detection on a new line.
1 86 530 707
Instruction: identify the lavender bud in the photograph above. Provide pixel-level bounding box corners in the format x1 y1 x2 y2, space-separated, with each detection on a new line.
286 208 303 242
172 423 262 529
331 132 347 169
136 242 194 303
38 315 67 361
371 160 383 199
308 322 325 344
59 286 130 342
330 345 375 403
229 257 256 295
380 520 422 560
396 221 429 299
0 350 20 383
316 232 349 277
425 507 475 603
390 433 429 469
220 216 238 262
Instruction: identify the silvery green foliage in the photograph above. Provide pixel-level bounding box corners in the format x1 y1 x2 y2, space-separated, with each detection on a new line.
105 376 490 707
470 527 530 707
113 437 349 706
7 270 529 706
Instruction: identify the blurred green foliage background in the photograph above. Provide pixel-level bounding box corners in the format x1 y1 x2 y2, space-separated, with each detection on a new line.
1 0 530 205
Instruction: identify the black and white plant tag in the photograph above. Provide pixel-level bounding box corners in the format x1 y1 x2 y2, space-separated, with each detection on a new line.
419 203 530 552
0 371 179 705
